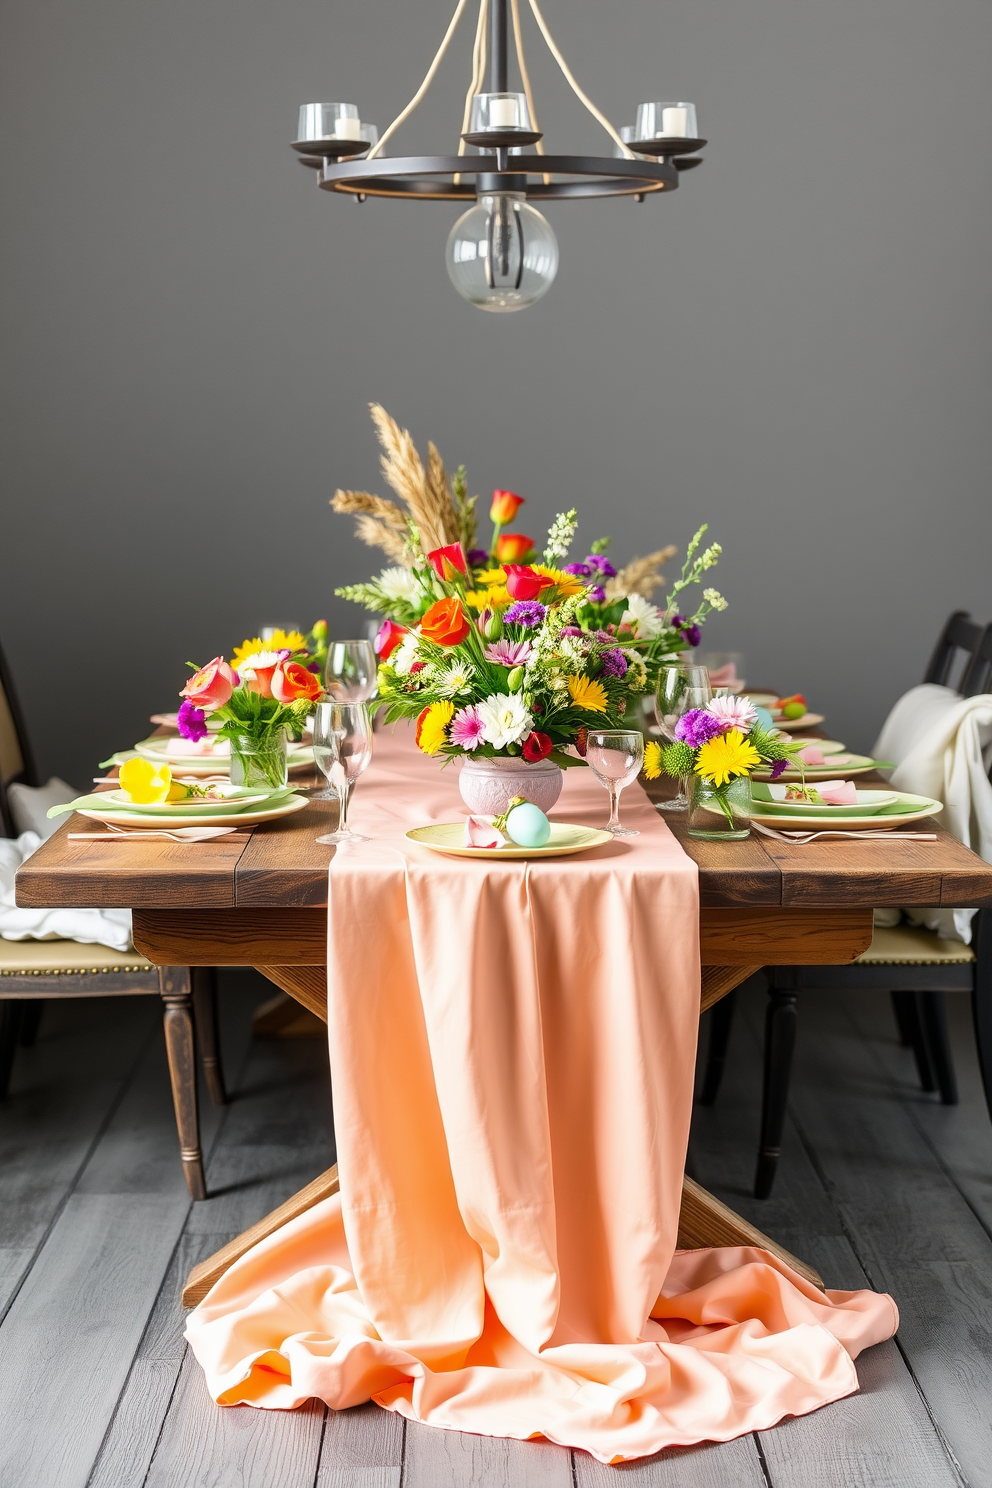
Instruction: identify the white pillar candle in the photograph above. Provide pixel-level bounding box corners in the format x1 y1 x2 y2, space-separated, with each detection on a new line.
488 97 518 129
334 116 363 140
661 106 688 137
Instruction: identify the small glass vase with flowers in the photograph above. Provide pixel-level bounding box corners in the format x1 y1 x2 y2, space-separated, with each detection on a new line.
642 696 804 839
179 638 323 790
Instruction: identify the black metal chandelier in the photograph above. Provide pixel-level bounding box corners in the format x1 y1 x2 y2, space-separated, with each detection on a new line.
292 0 707 311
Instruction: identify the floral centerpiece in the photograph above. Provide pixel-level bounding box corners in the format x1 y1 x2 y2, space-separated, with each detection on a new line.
331 405 727 698
179 641 322 789
642 696 803 839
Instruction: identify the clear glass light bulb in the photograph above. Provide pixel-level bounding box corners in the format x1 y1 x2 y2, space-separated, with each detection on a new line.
445 192 558 311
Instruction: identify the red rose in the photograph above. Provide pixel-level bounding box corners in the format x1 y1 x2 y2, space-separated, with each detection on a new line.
375 620 409 661
420 596 471 647
522 730 553 762
503 564 550 601
496 533 535 563
426 542 468 580
490 489 524 525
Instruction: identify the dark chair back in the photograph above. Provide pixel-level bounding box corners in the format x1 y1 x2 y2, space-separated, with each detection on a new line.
961 625 992 699
923 611 987 693
0 643 39 837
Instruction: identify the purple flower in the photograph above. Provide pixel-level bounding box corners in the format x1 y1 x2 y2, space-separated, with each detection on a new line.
593 629 615 642
449 704 486 750
560 625 583 637
674 708 725 747
682 624 701 647
504 600 547 628
599 647 628 679
586 554 617 578
467 548 489 567
485 638 533 667
177 699 208 742
587 585 607 604
563 562 592 578
770 758 788 780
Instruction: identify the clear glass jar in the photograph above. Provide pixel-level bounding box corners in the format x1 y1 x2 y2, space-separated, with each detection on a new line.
228 730 288 790
687 773 751 839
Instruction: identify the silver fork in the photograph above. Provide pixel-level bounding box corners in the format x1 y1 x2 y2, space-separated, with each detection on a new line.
752 821 936 844
68 823 243 842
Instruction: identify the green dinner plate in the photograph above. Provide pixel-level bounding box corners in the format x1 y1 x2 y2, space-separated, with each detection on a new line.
752 785 898 816
75 794 311 830
132 736 314 775
750 792 942 832
406 822 614 859
753 752 878 781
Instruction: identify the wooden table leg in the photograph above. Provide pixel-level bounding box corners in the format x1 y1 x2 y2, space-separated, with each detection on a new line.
159 966 207 1202
181 960 824 1306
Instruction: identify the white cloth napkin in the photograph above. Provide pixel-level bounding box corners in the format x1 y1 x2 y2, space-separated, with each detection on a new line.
0 832 133 952
873 687 992 942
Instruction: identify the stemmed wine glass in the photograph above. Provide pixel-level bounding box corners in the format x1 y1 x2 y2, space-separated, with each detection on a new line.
653 665 712 812
586 730 645 836
313 700 373 844
324 640 378 702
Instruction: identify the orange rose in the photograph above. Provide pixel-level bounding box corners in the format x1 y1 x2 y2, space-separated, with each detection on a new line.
271 661 323 703
490 489 524 525
181 657 237 710
496 532 535 563
244 663 279 698
420 596 471 647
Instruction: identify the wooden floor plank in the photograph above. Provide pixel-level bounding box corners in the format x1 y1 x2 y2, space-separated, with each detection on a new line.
573 1434 767 1486
145 1347 325 1488
402 1418 573 1488
0 1191 189 1488
315 1402 404 1488
87 1231 236 1488
733 985 992 1488
689 990 963 1488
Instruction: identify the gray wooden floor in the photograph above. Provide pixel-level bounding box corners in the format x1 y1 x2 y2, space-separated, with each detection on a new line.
1 971 990 1488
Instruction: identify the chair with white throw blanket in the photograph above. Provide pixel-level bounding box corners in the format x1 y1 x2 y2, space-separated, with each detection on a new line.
0 640 225 1198
699 612 992 1198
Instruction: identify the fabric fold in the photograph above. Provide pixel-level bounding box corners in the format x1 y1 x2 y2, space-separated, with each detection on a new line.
186 729 897 1462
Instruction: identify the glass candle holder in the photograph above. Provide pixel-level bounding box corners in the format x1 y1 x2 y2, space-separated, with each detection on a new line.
297 103 377 148
634 101 698 141
469 92 534 134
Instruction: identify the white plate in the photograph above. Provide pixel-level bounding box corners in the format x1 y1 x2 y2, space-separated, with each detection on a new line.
77 794 311 830
98 788 269 815
132 737 315 775
755 786 898 815
753 752 878 781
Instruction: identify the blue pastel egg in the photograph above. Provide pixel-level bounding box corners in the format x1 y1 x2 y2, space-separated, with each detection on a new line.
505 801 551 847
754 705 774 730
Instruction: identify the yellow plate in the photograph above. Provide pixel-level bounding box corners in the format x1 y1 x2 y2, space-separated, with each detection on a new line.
76 794 311 830
406 822 614 859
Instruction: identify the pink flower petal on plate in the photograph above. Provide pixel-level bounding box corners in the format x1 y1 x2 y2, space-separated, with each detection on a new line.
799 746 825 765
464 815 507 849
818 780 858 805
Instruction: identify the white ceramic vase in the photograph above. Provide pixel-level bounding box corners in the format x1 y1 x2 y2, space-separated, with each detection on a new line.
458 755 563 816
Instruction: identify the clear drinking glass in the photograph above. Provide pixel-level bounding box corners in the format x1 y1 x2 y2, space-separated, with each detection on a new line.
313 701 373 843
586 730 645 837
324 640 377 701
653 665 712 812
699 651 746 692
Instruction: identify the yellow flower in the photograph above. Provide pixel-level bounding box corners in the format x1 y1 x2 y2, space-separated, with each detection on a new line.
533 564 587 598
478 568 507 587
642 741 663 780
694 729 760 787
466 586 510 611
567 675 609 714
119 757 174 804
230 637 264 669
265 628 306 652
416 700 455 755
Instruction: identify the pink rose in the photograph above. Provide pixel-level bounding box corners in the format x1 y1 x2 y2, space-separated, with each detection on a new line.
181 657 237 710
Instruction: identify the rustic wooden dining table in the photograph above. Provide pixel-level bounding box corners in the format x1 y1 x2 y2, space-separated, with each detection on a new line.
16 751 992 1311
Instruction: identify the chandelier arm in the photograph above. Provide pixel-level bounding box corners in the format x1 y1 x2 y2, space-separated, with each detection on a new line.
509 0 550 185
365 0 472 161
524 0 635 159
456 0 489 179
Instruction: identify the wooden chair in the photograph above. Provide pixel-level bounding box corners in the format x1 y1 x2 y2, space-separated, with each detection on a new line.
700 612 992 1198
0 640 225 1199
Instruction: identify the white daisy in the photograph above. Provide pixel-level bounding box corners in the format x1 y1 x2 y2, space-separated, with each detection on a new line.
377 566 422 604
620 593 664 639
391 632 422 676
476 693 534 750
436 661 475 698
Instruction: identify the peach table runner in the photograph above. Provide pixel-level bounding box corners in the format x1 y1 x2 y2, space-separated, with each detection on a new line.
186 730 897 1463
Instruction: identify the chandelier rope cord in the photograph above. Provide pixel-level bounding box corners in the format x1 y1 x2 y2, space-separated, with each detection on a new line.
510 0 550 184
524 0 634 158
454 0 489 184
365 0 472 161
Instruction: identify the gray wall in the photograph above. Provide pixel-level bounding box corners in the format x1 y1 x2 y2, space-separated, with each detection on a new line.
2 0 990 786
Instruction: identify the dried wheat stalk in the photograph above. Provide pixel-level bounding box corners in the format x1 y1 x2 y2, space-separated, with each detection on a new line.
369 403 459 552
330 488 411 565
354 514 409 562
605 545 678 601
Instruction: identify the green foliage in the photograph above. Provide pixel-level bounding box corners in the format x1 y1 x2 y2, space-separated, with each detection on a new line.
589 536 612 555
452 465 478 553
